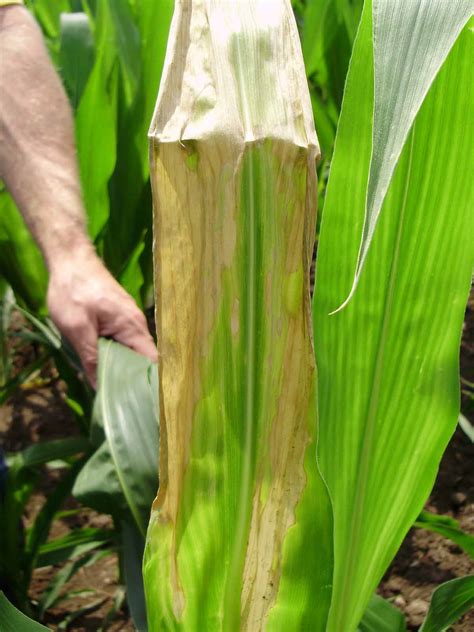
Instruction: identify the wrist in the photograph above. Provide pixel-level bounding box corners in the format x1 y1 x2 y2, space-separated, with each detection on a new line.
46 233 98 276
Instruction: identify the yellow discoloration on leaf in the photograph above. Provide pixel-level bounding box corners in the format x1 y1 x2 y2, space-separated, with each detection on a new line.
284 267 304 316
150 138 241 615
238 146 318 628
231 297 240 337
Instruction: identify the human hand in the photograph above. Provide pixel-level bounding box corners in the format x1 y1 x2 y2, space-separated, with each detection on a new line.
47 245 157 388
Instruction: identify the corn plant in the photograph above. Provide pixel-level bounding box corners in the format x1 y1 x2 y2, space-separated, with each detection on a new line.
0 0 472 629
143 0 473 630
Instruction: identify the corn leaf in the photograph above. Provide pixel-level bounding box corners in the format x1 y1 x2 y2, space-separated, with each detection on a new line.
0 465 38 610
36 528 116 568
0 285 13 387
37 550 105 618
59 12 95 110
0 191 47 311
106 0 141 107
313 4 473 630
73 441 129 518
301 0 336 78
358 595 406 632
0 592 48 632
117 238 146 306
74 339 158 535
24 461 86 581
338 0 472 307
135 0 174 173
419 576 474 632
103 0 173 285
100 0 143 264
415 511 474 559
121 520 148 632
144 2 333 629
15 437 89 469
75 0 118 239
73 339 157 631
25 0 71 42
302 0 360 111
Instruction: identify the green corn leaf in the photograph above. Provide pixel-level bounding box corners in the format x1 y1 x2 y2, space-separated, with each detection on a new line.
144 2 333 629
104 0 143 276
415 511 474 559
0 352 51 407
96 587 126 632
59 12 95 110
309 90 337 164
337 0 472 309
0 286 14 388
73 441 130 518
55 597 106 631
37 550 105 618
117 237 145 306
335 0 364 42
0 285 13 387
25 0 71 42
420 576 474 632
73 339 157 629
313 5 473 630
121 520 148 632
106 0 141 107
103 0 173 283
303 0 359 112
75 339 158 534
0 191 47 311
24 461 86 580
302 0 336 78
75 0 118 240
0 466 38 609
135 0 173 180
0 592 49 632
15 437 89 469
358 595 407 632
36 528 116 568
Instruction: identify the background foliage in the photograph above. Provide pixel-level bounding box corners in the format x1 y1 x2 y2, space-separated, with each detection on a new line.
0 0 174 312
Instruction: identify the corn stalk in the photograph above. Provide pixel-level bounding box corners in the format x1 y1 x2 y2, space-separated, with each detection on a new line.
143 1 332 629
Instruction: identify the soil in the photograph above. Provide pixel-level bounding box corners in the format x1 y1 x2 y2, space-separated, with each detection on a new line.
0 374 134 631
1 294 473 631
379 423 474 630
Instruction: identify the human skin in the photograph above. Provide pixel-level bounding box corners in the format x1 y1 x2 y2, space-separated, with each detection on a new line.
0 4 157 386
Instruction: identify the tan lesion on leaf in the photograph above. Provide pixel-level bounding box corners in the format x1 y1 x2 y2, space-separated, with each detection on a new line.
241 337 315 630
151 137 241 614
240 149 318 630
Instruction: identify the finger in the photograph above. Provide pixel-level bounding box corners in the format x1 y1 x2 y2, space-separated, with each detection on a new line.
126 333 158 361
67 321 99 388
114 327 158 362
105 307 158 362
